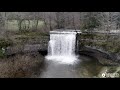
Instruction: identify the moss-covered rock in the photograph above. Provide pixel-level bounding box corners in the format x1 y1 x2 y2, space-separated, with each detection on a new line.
0 38 13 58
0 39 13 48
0 49 4 58
79 46 120 66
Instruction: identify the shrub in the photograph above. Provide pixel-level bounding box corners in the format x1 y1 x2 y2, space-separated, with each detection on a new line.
0 38 13 58
0 39 13 48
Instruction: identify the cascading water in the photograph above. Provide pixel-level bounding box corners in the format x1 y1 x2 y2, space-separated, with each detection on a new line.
46 31 78 64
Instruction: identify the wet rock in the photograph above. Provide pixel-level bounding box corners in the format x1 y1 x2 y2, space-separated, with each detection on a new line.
98 57 120 66
79 46 120 66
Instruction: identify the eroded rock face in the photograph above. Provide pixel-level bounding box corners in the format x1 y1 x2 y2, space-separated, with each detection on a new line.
78 46 120 66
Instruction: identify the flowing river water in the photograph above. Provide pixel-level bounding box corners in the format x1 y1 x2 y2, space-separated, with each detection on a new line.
36 31 104 78
38 55 103 78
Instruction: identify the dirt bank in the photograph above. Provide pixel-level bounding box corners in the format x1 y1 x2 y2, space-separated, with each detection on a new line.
0 52 44 78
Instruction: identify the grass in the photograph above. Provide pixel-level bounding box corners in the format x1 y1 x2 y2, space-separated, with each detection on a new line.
0 49 4 58
14 31 49 43
4 30 49 45
5 20 45 31
18 31 49 36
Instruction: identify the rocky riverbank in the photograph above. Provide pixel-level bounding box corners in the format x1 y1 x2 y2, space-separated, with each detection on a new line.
78 46 120 66
0 31 49 78
0 52 44 78
1 30 120 69
4 32 120 66
0 31 49 56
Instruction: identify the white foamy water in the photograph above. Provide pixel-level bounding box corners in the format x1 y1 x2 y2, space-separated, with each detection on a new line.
46 31 78 64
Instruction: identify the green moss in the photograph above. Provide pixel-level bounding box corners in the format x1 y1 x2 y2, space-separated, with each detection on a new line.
0 49 4 58
0 39 13 48
80 33 97 39
15 36 29 40
17 31 49 36
0 39 13 58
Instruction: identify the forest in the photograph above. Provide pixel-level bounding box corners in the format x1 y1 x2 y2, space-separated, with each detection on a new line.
1 12 120 31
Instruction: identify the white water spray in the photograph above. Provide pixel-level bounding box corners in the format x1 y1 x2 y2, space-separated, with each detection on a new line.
46 31 78 64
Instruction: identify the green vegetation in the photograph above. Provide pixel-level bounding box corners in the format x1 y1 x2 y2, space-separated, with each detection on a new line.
14 31 49 43
80 33 120 53
0 38 13 58
5 20 44 31
0 39 13 48
0 49 4 58
82 17 101 31
16 31 49 36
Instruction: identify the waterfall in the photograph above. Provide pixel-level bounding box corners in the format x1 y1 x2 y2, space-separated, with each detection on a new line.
46 31 78 64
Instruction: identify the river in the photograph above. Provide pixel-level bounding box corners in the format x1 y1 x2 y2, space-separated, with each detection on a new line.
36 55 103 78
